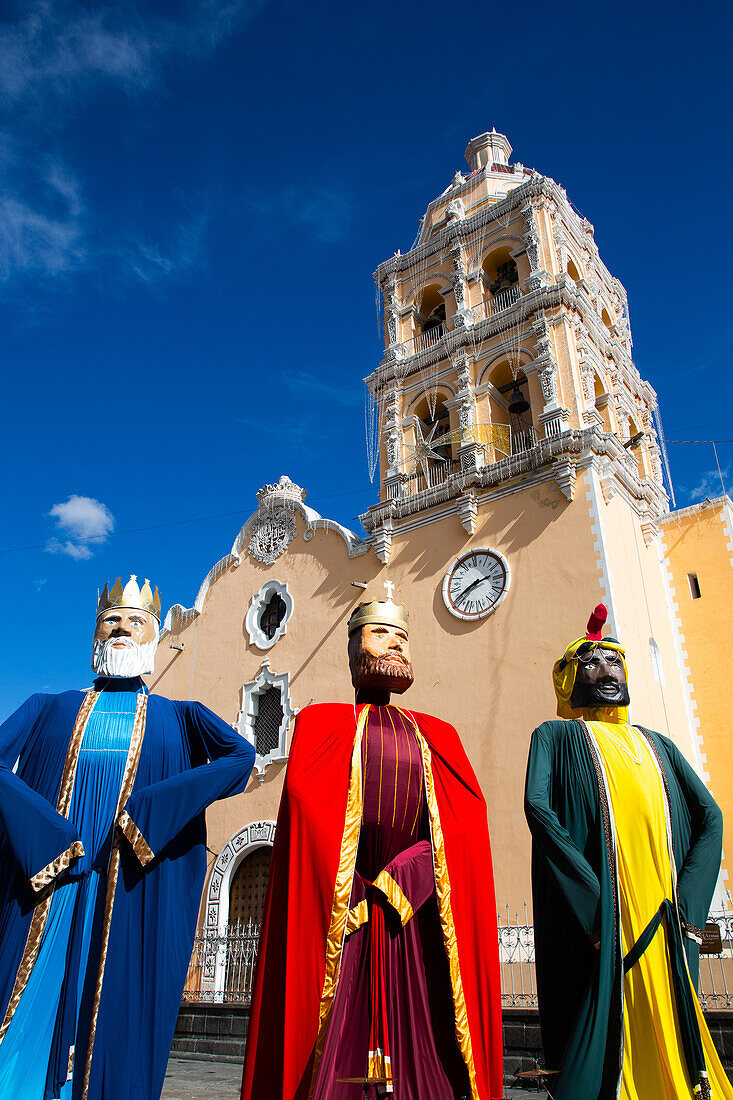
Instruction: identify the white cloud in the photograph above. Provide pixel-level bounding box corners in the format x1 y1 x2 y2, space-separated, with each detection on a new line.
689 467 730 503
0 0 262 287
116 208 210 286
0 155 88 281
283 370 361 407
46 494 114 558
0 0 263 103
281 186 353 244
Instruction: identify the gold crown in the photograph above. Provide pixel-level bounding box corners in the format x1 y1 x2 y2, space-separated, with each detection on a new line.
347 599 409 636
97 575 161 622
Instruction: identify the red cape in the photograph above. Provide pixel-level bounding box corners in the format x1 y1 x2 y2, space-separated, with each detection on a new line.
241 703 503 1100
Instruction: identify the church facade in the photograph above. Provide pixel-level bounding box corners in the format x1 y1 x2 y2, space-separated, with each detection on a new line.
150 130 730 995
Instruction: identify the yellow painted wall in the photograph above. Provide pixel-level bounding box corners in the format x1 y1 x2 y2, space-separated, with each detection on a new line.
150 475 700 920
661 499 733 894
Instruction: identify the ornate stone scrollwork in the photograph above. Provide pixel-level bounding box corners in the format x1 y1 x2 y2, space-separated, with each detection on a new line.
450 242 468 310
540 366 558 404
533 317 552 361
458 399 475 430
383 272 400 346
386 429 402 472
248 477 304 565
522 202 541 271
249 509 297 566
446 196 465 221
580 361 595 407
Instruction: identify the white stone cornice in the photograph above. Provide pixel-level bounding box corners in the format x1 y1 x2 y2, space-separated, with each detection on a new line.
359 426 667 532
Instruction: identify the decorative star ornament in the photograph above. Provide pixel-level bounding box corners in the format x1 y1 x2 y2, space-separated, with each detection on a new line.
400 420 447 480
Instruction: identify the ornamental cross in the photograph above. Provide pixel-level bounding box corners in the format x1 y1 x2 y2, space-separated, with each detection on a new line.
384 580 395 601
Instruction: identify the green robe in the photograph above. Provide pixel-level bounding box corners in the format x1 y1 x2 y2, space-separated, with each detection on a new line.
524 719 723 1100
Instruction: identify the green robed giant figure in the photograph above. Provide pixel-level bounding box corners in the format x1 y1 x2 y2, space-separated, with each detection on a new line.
525 604 732 1100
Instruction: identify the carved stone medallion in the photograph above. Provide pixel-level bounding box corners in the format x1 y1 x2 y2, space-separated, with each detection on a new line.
249 508 297 565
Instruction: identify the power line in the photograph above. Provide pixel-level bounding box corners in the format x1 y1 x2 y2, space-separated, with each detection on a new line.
0 486 376 556
2 437 731 557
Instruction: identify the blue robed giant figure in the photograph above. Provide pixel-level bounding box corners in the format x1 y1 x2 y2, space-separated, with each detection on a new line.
0 576 255 1100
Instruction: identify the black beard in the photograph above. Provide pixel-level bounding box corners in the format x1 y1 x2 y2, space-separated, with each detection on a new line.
571 679 631 710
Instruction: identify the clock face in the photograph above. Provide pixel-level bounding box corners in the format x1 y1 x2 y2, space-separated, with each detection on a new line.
442 548 510 621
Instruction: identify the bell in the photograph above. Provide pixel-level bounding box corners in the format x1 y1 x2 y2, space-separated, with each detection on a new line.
508 382 530 416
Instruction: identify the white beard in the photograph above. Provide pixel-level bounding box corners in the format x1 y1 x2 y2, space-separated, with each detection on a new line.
91 636 159 678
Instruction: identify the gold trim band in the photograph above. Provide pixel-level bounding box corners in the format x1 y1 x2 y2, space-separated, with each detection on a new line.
0 689 99 1045
81 692 148 1100
308 704 368 1098
29 840 86 894
117 811 154 866
373 870 413 927
346 899 369 937
401 709 480 1100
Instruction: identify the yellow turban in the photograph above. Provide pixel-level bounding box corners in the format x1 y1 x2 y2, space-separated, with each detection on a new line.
552 635 628 721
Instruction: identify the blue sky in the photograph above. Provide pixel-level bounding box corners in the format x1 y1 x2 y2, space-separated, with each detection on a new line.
1 0 731 718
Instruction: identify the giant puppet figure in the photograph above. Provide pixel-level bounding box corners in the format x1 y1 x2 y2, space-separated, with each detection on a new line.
525 603 732 1100
241 594 504 1100
0 576 255 1100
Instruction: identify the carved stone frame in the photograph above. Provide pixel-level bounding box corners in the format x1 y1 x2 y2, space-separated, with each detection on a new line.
245 579 294 650
236 660 295 780
199 819 276 1001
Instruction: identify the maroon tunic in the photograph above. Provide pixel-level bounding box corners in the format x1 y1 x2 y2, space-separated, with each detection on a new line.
313 706 469 1100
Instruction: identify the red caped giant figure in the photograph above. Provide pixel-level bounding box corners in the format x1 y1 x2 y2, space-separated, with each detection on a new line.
241 595 503 1100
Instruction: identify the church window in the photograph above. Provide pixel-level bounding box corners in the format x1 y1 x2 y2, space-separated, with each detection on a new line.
485 361 535 455
489 258 518 296
415 397 453 466
236 661 295 780
253 687 284 758
245 580 293 650
481 247 520 299
260 593 286 640
416 284 447 340
422 302 446 333
567 258 581 282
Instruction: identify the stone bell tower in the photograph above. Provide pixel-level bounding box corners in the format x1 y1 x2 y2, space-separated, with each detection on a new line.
361 128 667 561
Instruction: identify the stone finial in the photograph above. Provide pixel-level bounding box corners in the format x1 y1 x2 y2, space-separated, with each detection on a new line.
464 129 512 172
255 475 307 509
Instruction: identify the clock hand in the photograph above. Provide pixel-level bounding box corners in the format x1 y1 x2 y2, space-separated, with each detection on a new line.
458 576 485 602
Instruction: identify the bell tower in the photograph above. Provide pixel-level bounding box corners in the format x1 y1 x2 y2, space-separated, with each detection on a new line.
360 129 667 561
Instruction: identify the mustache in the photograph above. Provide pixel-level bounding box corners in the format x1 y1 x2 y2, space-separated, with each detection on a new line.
372 654 413 677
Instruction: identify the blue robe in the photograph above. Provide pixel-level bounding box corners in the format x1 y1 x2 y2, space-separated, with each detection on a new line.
0 677 255 1100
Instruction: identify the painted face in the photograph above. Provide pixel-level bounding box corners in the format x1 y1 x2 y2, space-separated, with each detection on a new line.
94 608 158 646
349 623 414 695
91 608 159 678
570 644 630 710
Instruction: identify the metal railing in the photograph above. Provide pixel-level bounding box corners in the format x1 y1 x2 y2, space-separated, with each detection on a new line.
398 323 446 358
181 907 733 1012
470 284 521 324
498 904 537 1008
391 425 539 501
699 911 733 1010
182 919 261 1005
390 285 521 361
495 905 733 1012
398 457 462 498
